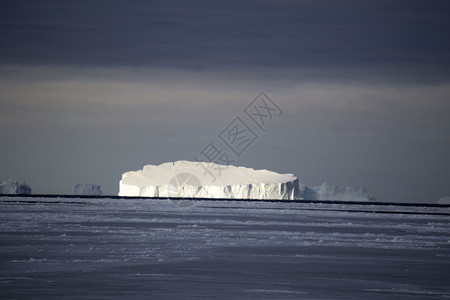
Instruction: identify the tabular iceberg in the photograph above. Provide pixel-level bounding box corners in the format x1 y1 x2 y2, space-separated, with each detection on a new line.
73 184 102 196
0 180 32 195
119 161 300 200
438 197 450 205
298 182 370 201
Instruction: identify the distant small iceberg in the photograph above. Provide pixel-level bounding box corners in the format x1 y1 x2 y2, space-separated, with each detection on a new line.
0 180 32 195
298 182 370 201
73 184 102 196
437 197 450 205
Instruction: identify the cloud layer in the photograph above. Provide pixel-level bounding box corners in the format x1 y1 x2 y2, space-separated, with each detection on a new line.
1 1 449 74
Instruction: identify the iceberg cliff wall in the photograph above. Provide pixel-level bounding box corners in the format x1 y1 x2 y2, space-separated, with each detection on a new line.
119 161 299 200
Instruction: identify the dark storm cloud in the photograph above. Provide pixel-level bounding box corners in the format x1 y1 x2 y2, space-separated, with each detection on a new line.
1 0 449 75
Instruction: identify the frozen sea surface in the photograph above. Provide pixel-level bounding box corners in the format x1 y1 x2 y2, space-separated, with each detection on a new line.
1 197 449 299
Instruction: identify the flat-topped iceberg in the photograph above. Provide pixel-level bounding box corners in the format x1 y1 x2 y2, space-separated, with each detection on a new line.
438 197 450 205
73 184 102 196
119 161 299 200
0 180 32 195
299 182 370 201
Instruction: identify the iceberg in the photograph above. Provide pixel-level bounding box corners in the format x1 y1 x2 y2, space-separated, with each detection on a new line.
119 161 299 200
298 182 370 201
437 197 450 205
73 184 102 196
0 180 32 195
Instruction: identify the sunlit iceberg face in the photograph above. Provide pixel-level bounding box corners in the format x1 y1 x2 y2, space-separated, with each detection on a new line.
119 161 299 200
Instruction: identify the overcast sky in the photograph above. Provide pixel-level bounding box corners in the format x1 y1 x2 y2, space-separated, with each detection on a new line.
1 0 449 203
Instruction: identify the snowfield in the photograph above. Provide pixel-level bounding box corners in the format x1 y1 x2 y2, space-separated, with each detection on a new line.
0 196 449 299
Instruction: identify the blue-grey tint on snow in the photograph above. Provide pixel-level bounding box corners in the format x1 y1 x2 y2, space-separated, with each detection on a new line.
1 197 449 298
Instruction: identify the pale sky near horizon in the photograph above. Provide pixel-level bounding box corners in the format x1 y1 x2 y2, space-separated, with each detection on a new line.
1 0 449 203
